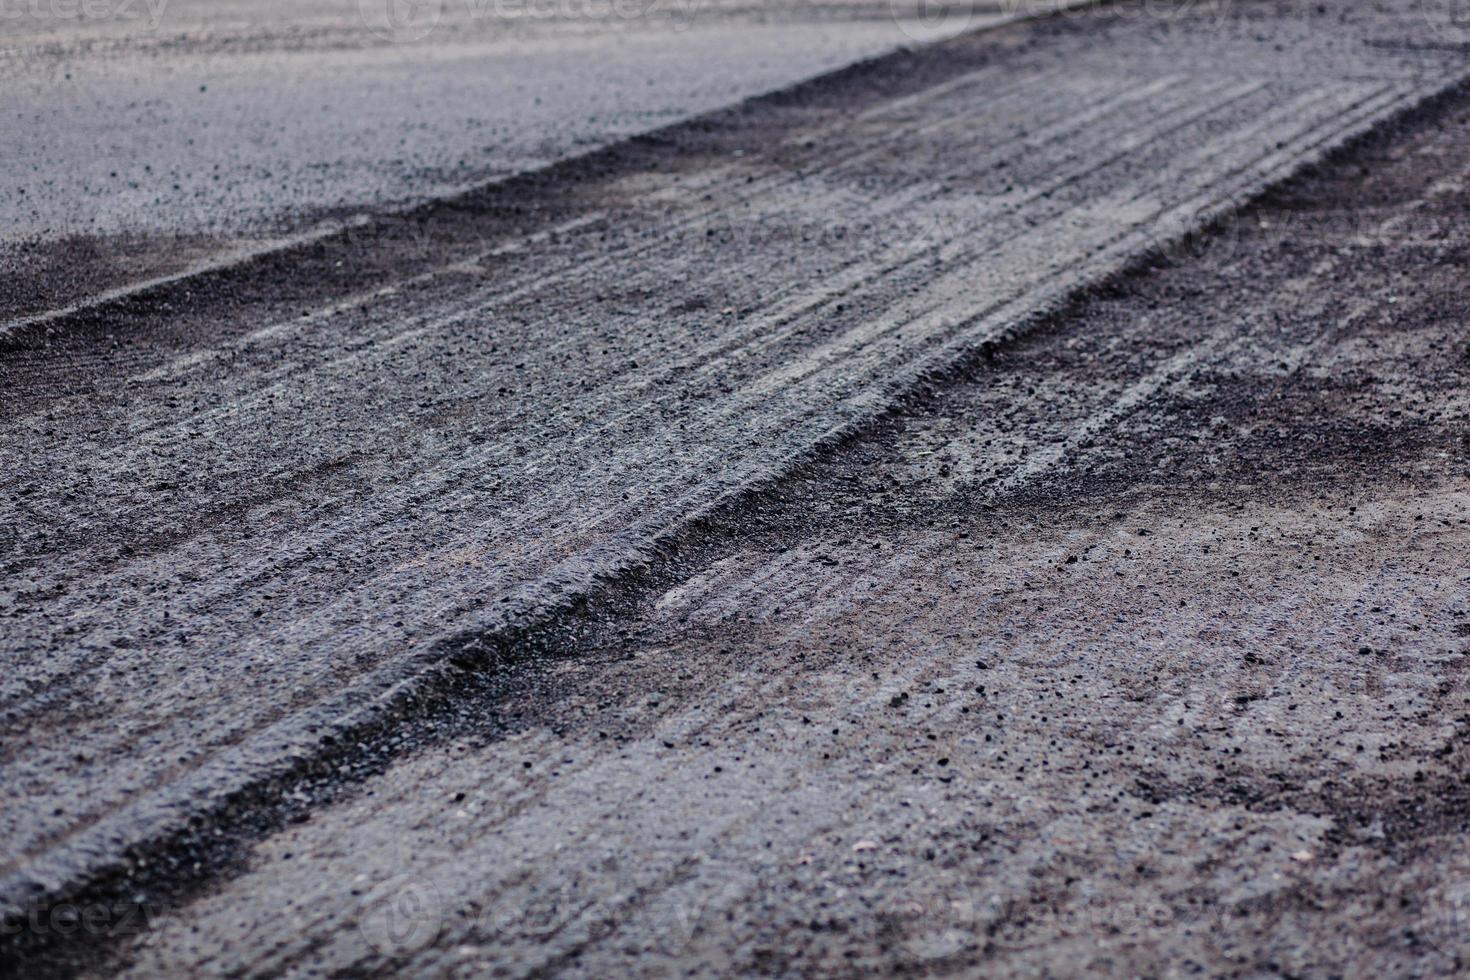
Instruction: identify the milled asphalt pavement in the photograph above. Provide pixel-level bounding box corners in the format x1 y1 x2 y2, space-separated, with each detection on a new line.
3 0 1470 975
119 106 1470 972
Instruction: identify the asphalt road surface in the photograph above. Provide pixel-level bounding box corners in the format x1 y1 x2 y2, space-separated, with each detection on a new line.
2 0 1052 322
3 0 1470 975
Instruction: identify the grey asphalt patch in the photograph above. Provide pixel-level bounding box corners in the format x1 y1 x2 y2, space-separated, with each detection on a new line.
3 0 1469 968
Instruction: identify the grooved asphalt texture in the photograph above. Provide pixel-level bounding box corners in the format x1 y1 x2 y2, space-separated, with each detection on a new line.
3 0 1470 973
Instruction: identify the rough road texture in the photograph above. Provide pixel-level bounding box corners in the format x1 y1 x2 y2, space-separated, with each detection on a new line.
103 78 1470 980
3 0 1469 972
102 60 1470 977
